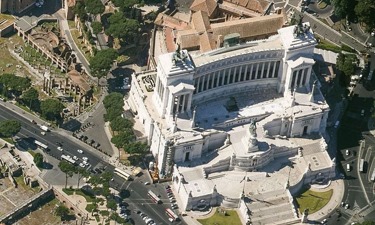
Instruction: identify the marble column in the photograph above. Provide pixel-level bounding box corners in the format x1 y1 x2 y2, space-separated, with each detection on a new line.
267 62 271 78
222 69 226 85
260 62 265 78
272 61 277 78
226 68 231 84
206 73 211 90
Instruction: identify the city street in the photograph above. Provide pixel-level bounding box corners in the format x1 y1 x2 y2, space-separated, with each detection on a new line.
0 101 186 225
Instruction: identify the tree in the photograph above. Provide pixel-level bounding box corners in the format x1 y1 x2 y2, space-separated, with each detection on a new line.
73 1 87 21
124 141 148 155
40 98 65 121
33 153 44 168
0 120 21 139
0 73 31 97
355 0 375 32
331 0 356 19
58 161 75 188
91 21 103 34
111 131 135 148
336 53 357 77
22 87 39 109
89 49 118 81
103 92 124 109
105 12 140 42
104 106 124 122
55 205 70 219
110 116 133 131
75 166 89 189
107 199 117 211
85 0 105 16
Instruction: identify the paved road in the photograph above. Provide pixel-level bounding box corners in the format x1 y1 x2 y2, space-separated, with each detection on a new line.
0 101 186 225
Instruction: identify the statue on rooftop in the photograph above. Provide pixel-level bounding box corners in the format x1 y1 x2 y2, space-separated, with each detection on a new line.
249 119 257 137
293 15 310 38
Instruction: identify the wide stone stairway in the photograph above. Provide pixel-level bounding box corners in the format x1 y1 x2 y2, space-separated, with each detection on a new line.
247 189 300 225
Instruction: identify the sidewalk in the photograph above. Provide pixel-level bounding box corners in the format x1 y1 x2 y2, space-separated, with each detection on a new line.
306 179 345 222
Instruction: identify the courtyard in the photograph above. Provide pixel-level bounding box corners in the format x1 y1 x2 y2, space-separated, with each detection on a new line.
0 175 39 217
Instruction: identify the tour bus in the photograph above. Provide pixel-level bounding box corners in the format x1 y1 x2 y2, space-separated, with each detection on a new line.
165 208 179 221
61 155 76 165
34 140 49 151
359 159 365 173
370 169 375 181
147 190 162 204
114 168 132 181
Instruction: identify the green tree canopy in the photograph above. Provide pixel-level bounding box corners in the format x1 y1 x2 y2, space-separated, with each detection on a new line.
111 130 135 148
103 92 124 109
332 0 356 19
124 141 149 155
336 53 358 77
107 199 117 211
74 166 89 189
112 0 139 10
110 116 133 131
105 12 140 42
355 0 375 31
104 103 124 122
73 1 87 21
89 48 118 80
85 0 105 15
0 73 31 96
58 161 76 188
0 120 21 138
22 87 39 108
33 153 44 168
91 21 103 34
55 205 70 219
40 98 65 121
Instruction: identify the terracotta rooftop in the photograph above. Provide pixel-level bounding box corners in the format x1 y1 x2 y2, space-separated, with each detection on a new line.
190 0 218 17
176 12 285 52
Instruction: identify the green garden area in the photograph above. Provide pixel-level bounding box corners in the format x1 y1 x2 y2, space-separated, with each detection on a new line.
295 188 333 214
198 209 242 225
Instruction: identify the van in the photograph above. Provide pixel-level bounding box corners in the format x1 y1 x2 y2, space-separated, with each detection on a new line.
334 121 340 128
347 164 351 172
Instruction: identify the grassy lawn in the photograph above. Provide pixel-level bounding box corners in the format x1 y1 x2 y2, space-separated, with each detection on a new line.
70 29 92 62
1 137 14 144
63 188 96 202
28 150 36 157
86 203 96 212
317 1 327 9
198 209 242 225
295 188 333 214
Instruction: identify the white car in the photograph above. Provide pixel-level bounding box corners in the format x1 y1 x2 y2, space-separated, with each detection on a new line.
82 160 89 166
77 149 83 154
57 147 63 151
73 156 79 161
82 157 88 161
79 163 86 168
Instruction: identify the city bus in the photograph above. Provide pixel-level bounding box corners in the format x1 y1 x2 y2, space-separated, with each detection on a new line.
114 168 132 181
165 208 179 221
61 155 76 165
371 169 375 181
147 190 162 204
359 159 365 173
34 140 48 151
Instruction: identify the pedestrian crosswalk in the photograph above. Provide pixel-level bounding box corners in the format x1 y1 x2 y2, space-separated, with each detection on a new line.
352 201 361 212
